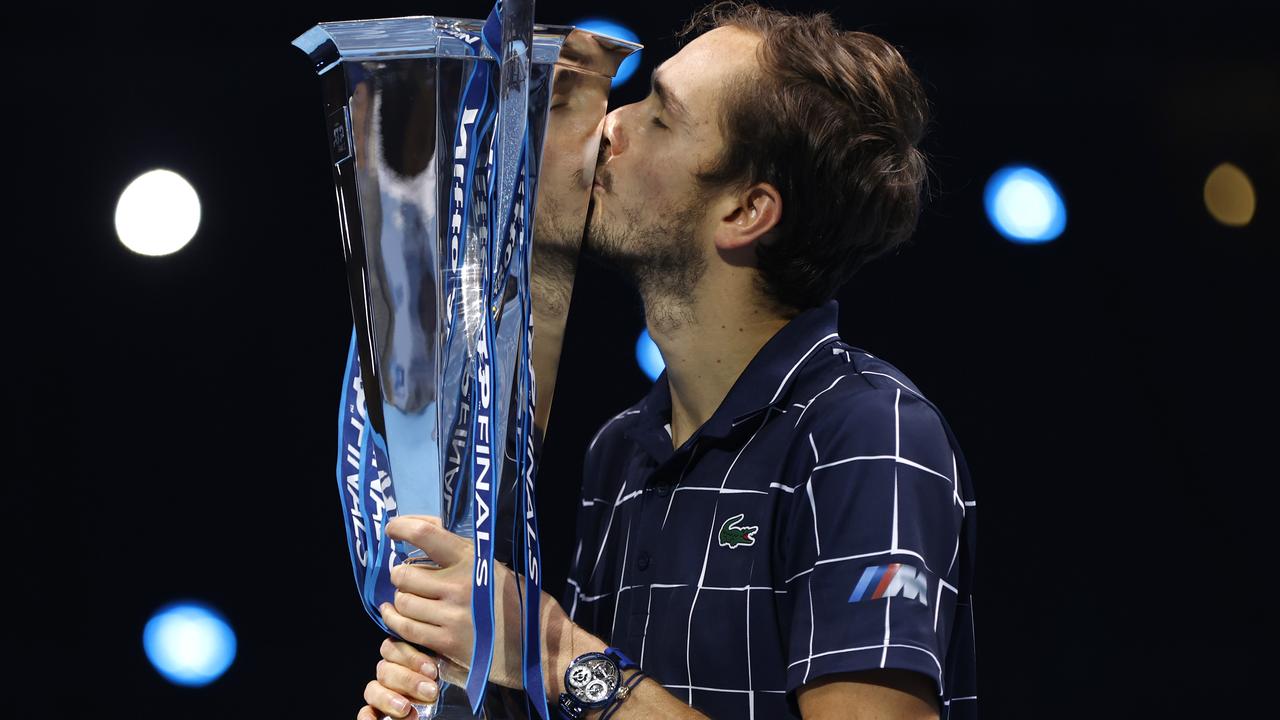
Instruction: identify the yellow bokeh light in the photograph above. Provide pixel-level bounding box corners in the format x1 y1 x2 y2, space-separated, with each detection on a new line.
1203 162 1256 228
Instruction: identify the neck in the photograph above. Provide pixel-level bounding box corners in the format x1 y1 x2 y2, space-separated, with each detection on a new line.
646 295 794 449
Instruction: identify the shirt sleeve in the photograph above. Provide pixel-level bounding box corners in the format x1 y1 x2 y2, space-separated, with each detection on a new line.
779 386 966 701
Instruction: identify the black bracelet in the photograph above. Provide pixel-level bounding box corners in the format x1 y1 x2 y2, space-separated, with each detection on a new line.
599 668 647 720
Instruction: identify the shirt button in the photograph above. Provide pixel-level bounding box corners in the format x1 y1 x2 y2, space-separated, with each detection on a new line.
636 551 651 571
655 481 672 497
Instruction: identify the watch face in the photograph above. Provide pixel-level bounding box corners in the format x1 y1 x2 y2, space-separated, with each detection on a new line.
566 654 619 705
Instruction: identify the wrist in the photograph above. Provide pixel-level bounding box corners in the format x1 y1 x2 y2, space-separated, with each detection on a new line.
548 624 608 701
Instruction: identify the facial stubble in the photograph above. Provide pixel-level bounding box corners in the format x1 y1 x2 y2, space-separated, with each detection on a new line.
584 189 709 334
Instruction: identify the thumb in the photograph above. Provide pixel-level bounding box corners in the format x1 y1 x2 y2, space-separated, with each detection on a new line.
388 516 470 567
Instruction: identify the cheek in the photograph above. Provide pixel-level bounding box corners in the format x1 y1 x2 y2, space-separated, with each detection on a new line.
606 127 702 209
634 150 693 206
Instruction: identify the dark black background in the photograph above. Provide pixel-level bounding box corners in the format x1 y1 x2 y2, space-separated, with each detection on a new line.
15 1 1277 717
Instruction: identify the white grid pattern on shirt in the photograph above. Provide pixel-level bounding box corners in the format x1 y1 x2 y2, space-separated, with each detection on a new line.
788 388 958 691
570 581 787 607
586 480 627 584
788 642 944 679
658 683 788 695
609 504 635 640
684 407 773 706
792 374 850 428
678 334 843 713
744 570 755 718
567 344 974 716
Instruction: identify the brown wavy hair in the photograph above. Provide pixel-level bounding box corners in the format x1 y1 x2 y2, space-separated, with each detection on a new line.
681 1 933 312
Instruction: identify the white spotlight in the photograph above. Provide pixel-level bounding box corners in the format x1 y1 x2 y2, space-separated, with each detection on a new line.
115 169 201 256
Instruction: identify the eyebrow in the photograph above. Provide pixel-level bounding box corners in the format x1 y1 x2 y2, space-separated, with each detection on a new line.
651 67 690 121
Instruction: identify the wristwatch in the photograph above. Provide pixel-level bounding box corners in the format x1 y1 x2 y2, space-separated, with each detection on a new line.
556 646 639 719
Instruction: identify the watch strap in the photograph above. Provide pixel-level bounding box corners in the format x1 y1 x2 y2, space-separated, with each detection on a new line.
557 690 588 720
603 646 638 672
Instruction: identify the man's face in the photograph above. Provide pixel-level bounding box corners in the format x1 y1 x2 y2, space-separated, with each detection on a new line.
584 26 761 301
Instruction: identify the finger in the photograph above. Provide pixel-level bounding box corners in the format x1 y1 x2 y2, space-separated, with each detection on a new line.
357 706 380 720
376 659 440 705
387 516 470 567
380 638 440 680
363 679 412 719
380 602 460 659
392 590 469 636
389 563 449 599
397 515 443 527
387 514 442 533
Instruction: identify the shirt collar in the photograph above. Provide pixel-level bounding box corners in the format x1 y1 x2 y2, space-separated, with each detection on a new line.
626 299 843 462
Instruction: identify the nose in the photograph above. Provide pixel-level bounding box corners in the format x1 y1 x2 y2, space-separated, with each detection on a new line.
601 108 627 158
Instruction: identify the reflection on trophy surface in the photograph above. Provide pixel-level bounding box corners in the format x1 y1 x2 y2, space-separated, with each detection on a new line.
528 29 626 433
343 58 447 520
351 65 440 417
341 28 634 462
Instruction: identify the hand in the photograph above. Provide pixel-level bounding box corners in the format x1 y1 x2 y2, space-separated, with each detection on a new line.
356 639 442 720
377 514 576 698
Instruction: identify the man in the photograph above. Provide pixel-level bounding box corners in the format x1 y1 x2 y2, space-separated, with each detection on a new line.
359 2 977 718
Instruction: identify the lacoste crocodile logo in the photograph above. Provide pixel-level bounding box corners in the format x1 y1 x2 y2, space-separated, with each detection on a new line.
718 513 758 549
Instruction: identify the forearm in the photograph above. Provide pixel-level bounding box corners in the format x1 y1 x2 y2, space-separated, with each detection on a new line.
548 623 709 720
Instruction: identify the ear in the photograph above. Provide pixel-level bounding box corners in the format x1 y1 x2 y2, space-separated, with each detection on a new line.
713 182 782 252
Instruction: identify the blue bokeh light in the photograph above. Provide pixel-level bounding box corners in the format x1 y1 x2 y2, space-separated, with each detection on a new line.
572 17 641 87
984 165 1067 244
636 328 665 382
143 601 237 687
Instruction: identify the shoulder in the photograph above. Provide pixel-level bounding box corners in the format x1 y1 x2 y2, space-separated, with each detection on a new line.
585 399 647 456
791 340 929 404
787 342 953 463
580 398 649 485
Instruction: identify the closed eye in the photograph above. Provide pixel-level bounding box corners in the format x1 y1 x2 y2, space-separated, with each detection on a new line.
651 115 668 129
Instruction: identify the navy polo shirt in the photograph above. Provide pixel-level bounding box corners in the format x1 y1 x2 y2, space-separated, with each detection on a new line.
560 299 978 719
